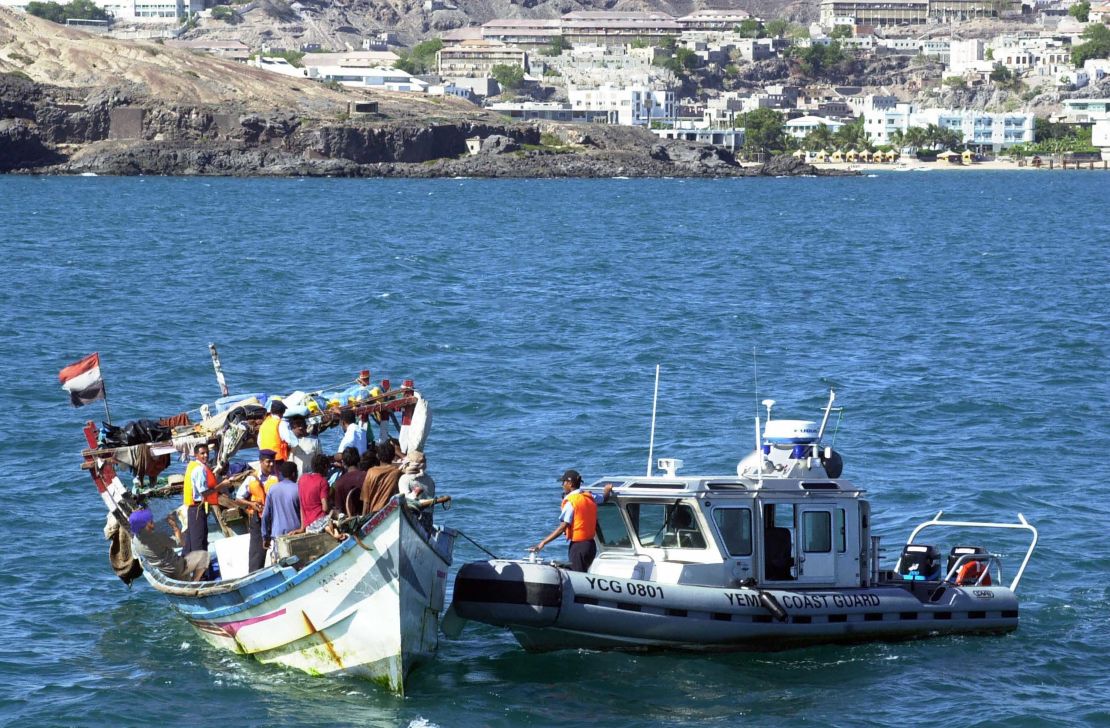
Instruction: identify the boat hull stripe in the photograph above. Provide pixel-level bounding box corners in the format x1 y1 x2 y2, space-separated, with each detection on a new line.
454 578 561 608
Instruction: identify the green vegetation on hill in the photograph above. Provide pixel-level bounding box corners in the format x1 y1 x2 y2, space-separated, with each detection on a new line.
1071 24 1110 67
1068 1 1090 22
210 5 239 23
26 0 108 24
491 63 524 90
395 38 443 75
793 40 848 78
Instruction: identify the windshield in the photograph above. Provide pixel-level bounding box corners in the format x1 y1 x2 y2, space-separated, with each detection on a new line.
626 502 706 549
595 502 633 548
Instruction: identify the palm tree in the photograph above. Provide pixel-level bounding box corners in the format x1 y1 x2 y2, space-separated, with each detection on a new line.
804 123 834 151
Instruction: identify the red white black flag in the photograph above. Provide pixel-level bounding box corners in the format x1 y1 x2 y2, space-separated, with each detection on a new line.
59 353 106 407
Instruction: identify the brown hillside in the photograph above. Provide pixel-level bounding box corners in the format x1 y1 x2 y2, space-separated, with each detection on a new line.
0 8 493 120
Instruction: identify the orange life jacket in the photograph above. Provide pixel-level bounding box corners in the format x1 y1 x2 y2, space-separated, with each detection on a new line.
258 414 289 461
562 489 598 542
184 459 219 506
956 560 991 586
245 473 278 505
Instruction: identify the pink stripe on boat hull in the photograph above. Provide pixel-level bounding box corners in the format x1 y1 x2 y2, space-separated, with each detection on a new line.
192 608 287 638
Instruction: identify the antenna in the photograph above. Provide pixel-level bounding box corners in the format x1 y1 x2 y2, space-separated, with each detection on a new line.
816 388 837 441
646 364 660 477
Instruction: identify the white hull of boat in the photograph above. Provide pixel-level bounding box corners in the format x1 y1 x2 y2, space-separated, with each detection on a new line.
452 560 1019 653
151 500 453 693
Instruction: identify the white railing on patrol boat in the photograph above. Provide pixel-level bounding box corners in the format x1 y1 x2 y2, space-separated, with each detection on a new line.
900 511 1039 592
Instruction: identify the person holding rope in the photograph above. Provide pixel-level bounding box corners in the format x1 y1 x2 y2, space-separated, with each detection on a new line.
530 469 613 572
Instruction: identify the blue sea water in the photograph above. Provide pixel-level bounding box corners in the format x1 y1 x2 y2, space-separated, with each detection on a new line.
0 171 1108 727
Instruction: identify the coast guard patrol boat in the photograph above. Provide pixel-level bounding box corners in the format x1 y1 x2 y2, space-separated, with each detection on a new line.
449 391 1038 652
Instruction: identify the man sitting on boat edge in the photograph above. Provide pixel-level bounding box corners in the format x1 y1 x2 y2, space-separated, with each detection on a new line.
129 508 209 582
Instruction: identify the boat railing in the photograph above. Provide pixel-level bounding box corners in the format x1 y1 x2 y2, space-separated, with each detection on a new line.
900 511 1038 592
941 552 1002 587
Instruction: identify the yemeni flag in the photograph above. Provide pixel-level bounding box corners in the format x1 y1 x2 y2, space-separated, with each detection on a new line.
59 353 106 407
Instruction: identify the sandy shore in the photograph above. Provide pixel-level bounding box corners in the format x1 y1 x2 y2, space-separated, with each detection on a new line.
816 158 1109 172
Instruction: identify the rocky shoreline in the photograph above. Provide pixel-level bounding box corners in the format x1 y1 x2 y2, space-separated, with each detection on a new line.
0 73 856 179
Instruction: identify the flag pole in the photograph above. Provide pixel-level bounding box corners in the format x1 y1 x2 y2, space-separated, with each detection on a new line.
101 359 113 425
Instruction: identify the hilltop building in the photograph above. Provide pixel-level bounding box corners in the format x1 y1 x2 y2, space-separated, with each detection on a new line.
436 39 528 77
560 11 683 45
818 0 1015 26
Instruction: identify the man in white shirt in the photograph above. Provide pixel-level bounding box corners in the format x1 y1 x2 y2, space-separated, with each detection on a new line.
287 415 321 482
336 410 367 456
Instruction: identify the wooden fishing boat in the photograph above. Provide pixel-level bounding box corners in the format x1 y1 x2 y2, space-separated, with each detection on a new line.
80 375 454 694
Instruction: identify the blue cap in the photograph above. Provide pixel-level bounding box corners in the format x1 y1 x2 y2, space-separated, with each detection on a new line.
128 508 153 533
258 449 277 461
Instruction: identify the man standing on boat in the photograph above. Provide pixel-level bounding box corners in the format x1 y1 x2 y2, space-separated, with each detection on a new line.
288 415 321 481
336 409 368 457
258 400 297 462
530 470 613 572
262 461 302 562
182 443 227 554
233 449 277 572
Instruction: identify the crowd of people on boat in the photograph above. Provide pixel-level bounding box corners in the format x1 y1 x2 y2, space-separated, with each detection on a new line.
126 372 436 582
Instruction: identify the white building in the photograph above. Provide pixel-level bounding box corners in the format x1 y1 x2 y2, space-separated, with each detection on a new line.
1061 98 1110 124
301 51 400 71
652 123 745 151
784 115 846 139
568 82 675 126
95 0 202 21
1092 119 1110 160
307 65 428 91
862 99 1034 151
251 56 307 78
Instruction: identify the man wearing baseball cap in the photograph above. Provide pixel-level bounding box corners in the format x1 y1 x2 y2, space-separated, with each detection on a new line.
530 469 613 572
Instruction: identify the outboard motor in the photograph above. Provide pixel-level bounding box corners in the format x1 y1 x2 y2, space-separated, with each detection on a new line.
897 544 942 581
452 560 562 627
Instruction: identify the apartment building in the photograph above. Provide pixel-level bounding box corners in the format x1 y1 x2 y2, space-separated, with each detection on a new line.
568 82 675 126
436 40 528 78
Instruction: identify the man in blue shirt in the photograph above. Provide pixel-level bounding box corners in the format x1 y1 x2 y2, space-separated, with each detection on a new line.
262 461 302 560
336 410 368 456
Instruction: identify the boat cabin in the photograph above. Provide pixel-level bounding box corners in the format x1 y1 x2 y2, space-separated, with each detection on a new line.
585 470 869 590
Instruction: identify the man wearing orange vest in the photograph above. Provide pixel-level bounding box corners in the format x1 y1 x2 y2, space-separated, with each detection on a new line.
257 400 297 462
232 449 278 572
530 469 613 572
182 443 229 554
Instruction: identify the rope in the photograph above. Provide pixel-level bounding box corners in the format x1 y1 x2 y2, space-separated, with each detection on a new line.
457 529 501 560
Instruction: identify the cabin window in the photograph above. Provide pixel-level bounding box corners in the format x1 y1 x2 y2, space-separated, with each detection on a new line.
595 502 632 548
836 508 846 553
712 507 753 556
802 511 832 553
626 502 706 549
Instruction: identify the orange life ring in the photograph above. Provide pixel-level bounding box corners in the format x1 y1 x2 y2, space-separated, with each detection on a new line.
956 560 991 586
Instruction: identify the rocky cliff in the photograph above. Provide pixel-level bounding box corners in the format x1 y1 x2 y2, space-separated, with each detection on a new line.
0 10 851 178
